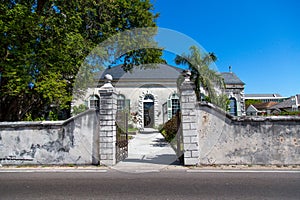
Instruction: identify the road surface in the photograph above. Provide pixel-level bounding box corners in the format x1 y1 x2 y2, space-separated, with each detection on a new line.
0 169 299 199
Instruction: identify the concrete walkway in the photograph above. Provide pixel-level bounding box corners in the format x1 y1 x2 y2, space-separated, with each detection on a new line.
112 128 183 172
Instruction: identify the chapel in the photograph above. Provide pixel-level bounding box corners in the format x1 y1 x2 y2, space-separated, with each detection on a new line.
73 64 245 129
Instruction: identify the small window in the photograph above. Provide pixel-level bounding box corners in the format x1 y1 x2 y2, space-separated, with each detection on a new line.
89 95 99 108
171 98 180 116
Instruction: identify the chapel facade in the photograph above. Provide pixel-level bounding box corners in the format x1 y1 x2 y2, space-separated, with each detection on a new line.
73 64 245 129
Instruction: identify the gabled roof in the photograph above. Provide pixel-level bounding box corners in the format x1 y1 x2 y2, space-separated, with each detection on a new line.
270 95 300 109
221 72 245 85
95 64 182 80
95 64 245 86
246 104 259 112
252 101 278 110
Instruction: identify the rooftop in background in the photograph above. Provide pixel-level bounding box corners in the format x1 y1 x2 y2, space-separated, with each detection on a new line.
252 101 278 109
245 94 283 98
221 72 245 85
245 93 288 103
270 94 300 110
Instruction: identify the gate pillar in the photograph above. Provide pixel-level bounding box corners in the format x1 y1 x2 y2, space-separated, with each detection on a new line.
180 71 200 165
99 74 117 166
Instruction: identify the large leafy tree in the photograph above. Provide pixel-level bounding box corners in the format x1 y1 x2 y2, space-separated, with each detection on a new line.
0 0 163 121
175 46 228 110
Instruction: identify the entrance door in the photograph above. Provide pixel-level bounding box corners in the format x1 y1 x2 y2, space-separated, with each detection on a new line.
144 101 154 128
229 97 237 116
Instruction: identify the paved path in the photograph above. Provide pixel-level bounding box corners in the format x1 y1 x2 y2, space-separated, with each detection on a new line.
112 128 183 172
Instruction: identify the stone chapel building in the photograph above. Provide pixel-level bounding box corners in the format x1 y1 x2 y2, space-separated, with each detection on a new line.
74 64 245 129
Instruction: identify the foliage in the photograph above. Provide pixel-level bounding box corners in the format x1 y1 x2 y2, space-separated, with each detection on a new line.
71 104 88 116
278 110 300 116
130 111 139 124
175 46 228 110
23 113 45 121
245 99 263 108
209 94 230 111
160 113 180 143
0 0 163 121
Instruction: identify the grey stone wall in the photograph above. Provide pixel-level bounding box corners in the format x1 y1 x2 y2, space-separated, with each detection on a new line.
196 102 300 165
180 74 200 165
98 87 117 166
0 109 99 165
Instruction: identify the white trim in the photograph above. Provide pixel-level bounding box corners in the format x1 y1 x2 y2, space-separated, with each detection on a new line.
295 95 299 106
138 90 158 129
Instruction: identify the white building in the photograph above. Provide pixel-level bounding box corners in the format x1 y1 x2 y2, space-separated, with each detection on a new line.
74 64 246 129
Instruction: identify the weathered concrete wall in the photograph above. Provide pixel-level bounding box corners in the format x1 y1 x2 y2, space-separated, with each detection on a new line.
0 109 99 165
197 102 300 165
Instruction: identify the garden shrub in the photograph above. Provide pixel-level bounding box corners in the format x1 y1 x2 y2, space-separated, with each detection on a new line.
160 113 180 143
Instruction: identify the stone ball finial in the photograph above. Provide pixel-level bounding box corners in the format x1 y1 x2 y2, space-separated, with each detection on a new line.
100 73 114 90
104 74 113 82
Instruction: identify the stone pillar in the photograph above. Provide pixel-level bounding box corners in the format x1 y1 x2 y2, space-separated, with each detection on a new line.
180 71 200 165
99 74 117 166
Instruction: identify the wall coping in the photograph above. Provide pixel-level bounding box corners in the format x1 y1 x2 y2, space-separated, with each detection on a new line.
0 109 98 128
197 102 300 122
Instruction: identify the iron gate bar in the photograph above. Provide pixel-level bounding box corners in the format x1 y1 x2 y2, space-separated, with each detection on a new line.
116 111 129 163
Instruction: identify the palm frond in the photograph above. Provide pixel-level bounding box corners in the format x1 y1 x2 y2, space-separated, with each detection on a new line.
174 45 228 110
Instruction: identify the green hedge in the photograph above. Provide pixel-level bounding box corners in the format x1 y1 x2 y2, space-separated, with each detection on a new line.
160 113 180 143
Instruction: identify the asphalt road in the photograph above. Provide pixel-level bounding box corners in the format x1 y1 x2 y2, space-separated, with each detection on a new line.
0 170 299 200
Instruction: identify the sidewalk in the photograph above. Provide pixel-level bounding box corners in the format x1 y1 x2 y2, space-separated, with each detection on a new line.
112 128 184 172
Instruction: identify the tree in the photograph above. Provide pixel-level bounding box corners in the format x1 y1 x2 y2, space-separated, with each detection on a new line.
245 99 263 108
0 0 163 121
175 46 228 110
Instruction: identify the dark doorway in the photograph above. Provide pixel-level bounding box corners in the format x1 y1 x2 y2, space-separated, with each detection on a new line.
229 97 237 116
144 94 154 128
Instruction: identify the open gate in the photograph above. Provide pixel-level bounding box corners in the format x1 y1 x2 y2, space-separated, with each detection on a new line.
116 111 128 163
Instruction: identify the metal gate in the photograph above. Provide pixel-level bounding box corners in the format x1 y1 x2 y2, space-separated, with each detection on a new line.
116 111 128 163
176 111 184 164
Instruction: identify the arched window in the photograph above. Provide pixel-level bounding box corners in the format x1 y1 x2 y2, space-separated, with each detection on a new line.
117 94 125 110
89 95 99 108
229 97 237 116
117 94 130 111
167 92 180 120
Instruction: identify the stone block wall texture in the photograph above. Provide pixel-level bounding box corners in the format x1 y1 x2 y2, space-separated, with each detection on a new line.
180 80 200 165
98 89 117 166
196 103 300 165
0 109 99 165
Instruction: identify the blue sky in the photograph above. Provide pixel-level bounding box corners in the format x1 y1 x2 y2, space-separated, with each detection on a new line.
152 0 300 97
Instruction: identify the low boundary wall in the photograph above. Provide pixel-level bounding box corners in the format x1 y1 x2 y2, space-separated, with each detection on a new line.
180 77 300 166
196 103 300 165
0 109 99 165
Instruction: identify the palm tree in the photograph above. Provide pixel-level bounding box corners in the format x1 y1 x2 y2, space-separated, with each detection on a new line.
175 46 227 109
